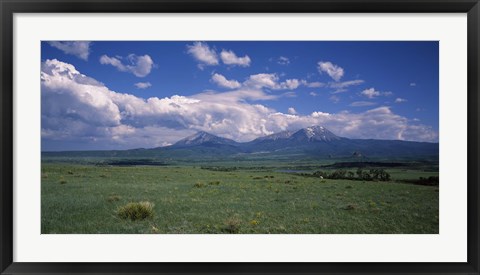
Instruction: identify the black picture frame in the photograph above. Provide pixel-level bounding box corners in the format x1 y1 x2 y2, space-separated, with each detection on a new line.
1 0 479 274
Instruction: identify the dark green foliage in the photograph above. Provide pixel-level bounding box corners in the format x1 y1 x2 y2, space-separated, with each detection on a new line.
117 201 154 221
403 176 439 186
330 170 347 179
311 168 391 182
346 171 355 179
201 166 237 172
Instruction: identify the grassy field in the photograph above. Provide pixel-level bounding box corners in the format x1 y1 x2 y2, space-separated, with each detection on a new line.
41 161 439 234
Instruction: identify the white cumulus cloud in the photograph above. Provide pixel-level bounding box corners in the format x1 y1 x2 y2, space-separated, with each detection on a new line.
220 50 251 67
134 82 152 89
277 56 290 65
288 107 297 115
361 88 381 98
41 59 438 150
100 54 154 77
48 41 91 60
186 42 219 68
211 73 241 89
243 73 300 90
361 87 392 98
318 61 344 81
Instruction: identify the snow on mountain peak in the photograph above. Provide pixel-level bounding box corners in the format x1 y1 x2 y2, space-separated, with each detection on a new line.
173 131 237 147
292 126 339 142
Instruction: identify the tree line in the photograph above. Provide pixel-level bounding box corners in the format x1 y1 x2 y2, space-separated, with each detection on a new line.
306 168 391 181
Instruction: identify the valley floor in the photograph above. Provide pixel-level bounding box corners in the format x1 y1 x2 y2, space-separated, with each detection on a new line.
41 162 439 234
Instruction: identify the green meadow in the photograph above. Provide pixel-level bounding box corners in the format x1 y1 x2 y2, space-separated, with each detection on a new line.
41 160 439 234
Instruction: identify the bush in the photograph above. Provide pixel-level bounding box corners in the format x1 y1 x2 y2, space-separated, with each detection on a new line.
345 204 357 210
117 201 154 221
405 176 439 186
310 168 391 182
107 195 121 202
59 176 67 184
223 216 242 233
193 182 206 188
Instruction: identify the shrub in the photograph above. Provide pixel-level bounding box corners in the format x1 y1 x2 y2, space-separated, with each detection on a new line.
193 182 206 188
310 168 391 182
107 195 121 202
223 216 242 233
117 201 154 221
345 204 357 210
402 176 439 186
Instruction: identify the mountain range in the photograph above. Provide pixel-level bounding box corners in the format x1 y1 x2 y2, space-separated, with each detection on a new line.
42 126 439 159
166 125 438 158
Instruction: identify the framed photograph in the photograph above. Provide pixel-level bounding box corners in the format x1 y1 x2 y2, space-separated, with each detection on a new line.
1 0 479 274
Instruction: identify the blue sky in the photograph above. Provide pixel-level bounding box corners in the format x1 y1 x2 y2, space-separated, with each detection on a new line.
41 41 438 151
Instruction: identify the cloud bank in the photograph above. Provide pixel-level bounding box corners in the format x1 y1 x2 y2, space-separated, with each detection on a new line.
41 59 438 150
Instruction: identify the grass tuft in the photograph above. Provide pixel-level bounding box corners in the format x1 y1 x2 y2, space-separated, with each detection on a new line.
223 216 242 233
117 201 154 221
345 204 357 210
59 176 67 184
107 195 121 202
193 182 206 188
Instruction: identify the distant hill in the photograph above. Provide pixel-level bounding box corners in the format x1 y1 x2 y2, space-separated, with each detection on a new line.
42 126 439 159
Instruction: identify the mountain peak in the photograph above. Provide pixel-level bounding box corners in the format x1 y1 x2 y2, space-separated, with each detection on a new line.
292 126 340 142
250 125 341 144
173 131 237 147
